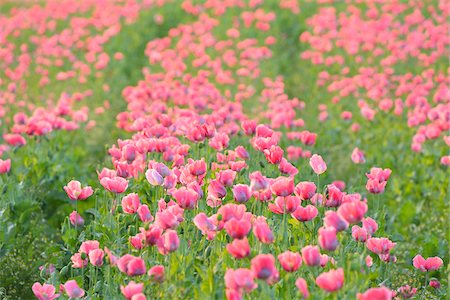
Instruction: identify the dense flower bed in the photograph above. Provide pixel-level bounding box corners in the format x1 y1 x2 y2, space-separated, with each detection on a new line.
0 0 447 299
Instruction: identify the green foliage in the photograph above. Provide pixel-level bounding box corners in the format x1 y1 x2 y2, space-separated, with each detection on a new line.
0 208 61 299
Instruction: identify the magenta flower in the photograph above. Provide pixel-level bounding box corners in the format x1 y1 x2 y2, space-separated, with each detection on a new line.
117 254 146 276
309 154 327 175
278 250 302 272
64 180 93 200
413 255 443 272
100 176 128 193
32 282 60 300
315 268 344 292
63 280 85 299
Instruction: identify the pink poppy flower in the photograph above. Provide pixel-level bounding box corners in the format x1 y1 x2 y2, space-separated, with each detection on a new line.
301 245 321 267
148 265 165 283
69 211 84 226
63 280 85 299
270 176 294 197
232 184 252 203
117 254 146 276
318 226 339 251
357 287 393 300
157 230 180 255
100 176 128 193
291 205 318 222
412 255 443 272
146 169 164 186
324 211 348 232
121 281 144 300
295 278 309 298
252 216 274 244
366 238 396 255
337 200 368 224
278 251 302 272
351 147 366 164
294 181 316 200
88 249 104 266
315 268 344 292
251 254 279 283
172 187 199 209
224 268 257 294
226 237 250 259
137 204 154 222
122 193 140 214
309 154 327 175
64 180 93 200
0 159 11 174
32 282 60 300
224 218 251 240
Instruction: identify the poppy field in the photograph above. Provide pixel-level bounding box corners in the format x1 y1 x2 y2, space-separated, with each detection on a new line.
0 0 448 299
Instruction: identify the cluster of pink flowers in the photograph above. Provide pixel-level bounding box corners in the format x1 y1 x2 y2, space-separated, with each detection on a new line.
0 0 169 168
27 0 445 299
300 1 450 163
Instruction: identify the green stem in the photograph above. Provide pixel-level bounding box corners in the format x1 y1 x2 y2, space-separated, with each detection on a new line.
421 273 429 298
90 266 94 291
317 175 320 195
75 200 78 238
282 205 288 245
